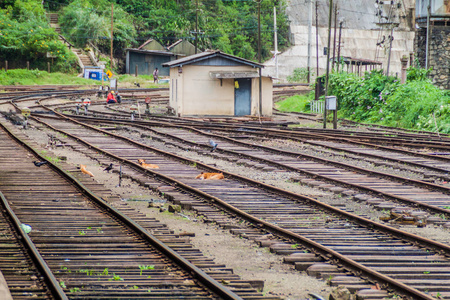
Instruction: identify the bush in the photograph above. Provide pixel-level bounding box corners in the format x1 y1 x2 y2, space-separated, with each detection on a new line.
287 68 310 83
0 1 77 72
327 69 450 133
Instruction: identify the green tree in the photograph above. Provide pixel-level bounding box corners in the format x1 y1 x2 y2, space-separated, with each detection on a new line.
60 0 136 58
0 0 76 72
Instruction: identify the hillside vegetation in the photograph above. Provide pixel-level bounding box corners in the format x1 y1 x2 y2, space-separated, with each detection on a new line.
1 0 290 73
276 68 450 133
0 0 78 72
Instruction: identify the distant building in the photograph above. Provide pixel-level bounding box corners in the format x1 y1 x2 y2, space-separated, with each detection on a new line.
167 39 196 56
125 48 176 77
162 50 273 117
137 38 166 51
126 39 197 77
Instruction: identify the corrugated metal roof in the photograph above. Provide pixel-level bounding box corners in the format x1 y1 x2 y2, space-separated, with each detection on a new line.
167 39 183 50
341 56 382 65
162 50 264 68
126 48 176 56
137 38 154 50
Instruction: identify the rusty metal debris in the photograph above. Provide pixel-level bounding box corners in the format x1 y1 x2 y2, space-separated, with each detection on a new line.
380 209 427 227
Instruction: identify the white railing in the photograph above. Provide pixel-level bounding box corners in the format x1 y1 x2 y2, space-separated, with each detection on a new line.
310 100 324 114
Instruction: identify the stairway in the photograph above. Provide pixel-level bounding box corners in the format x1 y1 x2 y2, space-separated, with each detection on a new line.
47 13 61 33
47 13 97 70
72 48 97 68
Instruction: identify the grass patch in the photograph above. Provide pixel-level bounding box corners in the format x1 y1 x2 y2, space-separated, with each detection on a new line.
0 69 170 89
117 74 169 88
0 69 99 86
275 92 313 113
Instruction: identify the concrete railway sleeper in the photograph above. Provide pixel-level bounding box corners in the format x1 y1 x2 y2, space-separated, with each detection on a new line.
0 122 258 300
20 111 450 299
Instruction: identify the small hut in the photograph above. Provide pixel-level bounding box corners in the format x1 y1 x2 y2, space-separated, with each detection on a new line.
162 50 273 117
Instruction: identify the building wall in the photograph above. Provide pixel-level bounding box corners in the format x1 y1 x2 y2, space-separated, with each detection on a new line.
263 26 415 81
251 77 273 116
415 26 450 89
127 52 172 76
265 0 415 82
169 65 273 116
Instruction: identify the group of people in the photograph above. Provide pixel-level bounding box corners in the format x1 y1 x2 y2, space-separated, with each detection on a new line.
106 90 122 104
104 67 159 104
106 90 118 103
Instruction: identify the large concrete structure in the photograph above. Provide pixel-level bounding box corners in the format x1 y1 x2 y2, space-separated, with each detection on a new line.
163 51 273 117
264 0 416 81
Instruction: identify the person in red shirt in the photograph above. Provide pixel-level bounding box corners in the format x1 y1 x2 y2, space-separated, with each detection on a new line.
106 91 116 103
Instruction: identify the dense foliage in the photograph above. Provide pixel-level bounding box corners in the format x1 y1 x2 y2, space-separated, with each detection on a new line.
287 67 310 83
59 0 136 58
327 68 450 133
1 0 289 73
0 68 97 85
0 0 77 72
60 0 289 61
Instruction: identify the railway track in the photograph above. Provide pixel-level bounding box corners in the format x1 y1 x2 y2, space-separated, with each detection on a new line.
0 121 276 300
16 107 450 299
70 101 450 151
59 114 450 220
0 189 64 299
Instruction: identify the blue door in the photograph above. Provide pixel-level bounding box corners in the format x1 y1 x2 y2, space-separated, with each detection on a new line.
234 78 251 116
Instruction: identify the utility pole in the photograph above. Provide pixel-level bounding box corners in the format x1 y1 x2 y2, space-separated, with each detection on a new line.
258 0 262 116
386 26 394 76
258 0 261 64
323 0 333 129
110 3 114 72
315 0 319 78
337 20 343 71
425 1 431 69
331 2 338 71
273 6 279 79
195 0 199 54
307 0 313 83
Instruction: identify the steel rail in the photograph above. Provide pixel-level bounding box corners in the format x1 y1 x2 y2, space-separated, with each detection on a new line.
78 102 450 143
236 130 450 172
58 114 450 164
0 190 68 300
256 131 450 162
191 124 450 148
0 120 243 300
28 112 450 300
32 112 450 254
81 117 450 194
65 107 450 149
339 118 449 137
61 116 450 217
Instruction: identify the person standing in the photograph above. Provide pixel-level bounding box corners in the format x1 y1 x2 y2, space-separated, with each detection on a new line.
153 68 159 83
